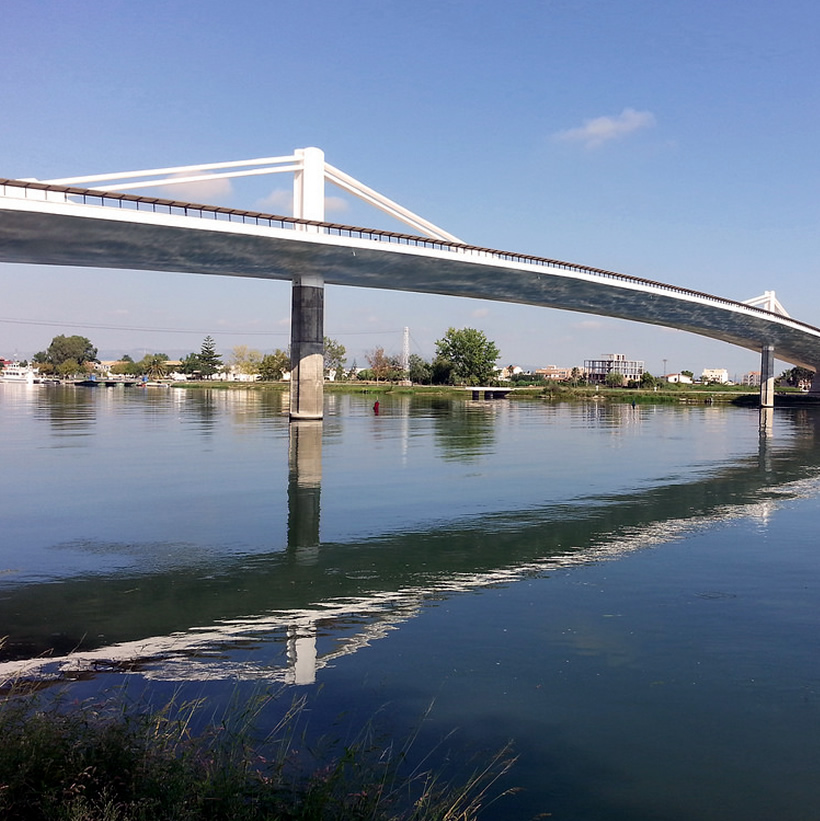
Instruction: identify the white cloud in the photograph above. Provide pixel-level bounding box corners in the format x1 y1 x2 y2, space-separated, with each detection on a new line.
555 108 656 149
257 190 349 218
165 173 233 201
325 196 349 216
258 188 292 213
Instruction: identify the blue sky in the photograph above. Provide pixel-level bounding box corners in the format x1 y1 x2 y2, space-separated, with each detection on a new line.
1 0 818 377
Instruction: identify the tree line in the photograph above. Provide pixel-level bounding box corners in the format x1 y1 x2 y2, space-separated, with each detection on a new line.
26 331 804 388
23 328 505 385
223 327 502 385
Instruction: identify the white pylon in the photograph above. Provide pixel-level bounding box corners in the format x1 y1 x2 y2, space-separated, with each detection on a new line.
401 326 410 373
744 290 790 317
40 148 461 243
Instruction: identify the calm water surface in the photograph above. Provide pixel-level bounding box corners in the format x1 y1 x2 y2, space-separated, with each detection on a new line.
1 383 819 819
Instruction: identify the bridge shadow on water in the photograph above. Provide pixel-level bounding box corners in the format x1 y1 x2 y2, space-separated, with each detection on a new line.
2 404 820 688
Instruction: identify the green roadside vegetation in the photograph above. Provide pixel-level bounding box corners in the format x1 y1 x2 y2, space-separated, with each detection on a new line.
0 684 517 821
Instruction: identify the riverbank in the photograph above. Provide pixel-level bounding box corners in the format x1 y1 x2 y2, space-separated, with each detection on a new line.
0 685 515 821
168 379 805 406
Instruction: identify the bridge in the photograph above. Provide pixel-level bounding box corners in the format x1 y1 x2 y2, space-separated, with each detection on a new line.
2 146 819 416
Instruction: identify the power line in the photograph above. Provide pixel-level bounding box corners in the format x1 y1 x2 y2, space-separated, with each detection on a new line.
0 316 290 336
0 315 409 340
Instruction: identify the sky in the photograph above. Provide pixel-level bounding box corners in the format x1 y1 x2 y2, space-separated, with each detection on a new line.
1 0 819 378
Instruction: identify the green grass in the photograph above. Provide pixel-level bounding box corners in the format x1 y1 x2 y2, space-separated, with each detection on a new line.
0 685 517 821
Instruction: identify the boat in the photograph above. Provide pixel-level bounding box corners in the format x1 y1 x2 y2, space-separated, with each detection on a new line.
0 363 39 384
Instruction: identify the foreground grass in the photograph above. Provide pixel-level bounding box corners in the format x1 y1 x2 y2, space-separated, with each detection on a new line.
0 687 516 821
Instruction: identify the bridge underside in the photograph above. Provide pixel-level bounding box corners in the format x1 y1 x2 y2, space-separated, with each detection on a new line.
2 204 820 393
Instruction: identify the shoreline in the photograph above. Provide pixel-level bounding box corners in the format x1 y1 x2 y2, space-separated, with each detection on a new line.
165 380 820 407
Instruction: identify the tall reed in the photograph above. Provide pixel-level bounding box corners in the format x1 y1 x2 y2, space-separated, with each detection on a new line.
0 677 518 820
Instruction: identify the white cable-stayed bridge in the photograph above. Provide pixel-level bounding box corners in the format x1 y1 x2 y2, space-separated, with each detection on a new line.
2 147 819 415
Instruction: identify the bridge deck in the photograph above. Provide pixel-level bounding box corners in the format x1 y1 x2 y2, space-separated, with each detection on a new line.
2 179 820 370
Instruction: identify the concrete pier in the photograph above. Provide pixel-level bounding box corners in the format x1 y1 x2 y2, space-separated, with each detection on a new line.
289 147 327 421
289 276 325 420
760 344 775 408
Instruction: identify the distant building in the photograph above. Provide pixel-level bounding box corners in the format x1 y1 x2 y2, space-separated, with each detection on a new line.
534 366 573 381
95 360 120 373
498 365 524 381
742 371 761 387
665 373 693 384
584 353 644 385
701 368 729 384
224 366 260 382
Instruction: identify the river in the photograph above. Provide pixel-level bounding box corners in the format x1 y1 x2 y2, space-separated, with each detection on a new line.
1 383 819 819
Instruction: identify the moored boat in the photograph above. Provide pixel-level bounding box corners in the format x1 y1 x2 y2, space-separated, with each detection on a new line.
0 363 39 384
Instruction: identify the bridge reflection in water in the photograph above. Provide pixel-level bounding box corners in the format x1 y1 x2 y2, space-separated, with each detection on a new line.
0 403 817 689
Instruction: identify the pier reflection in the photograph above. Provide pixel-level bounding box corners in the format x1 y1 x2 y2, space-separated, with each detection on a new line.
286 421 323 684
287 421 322 553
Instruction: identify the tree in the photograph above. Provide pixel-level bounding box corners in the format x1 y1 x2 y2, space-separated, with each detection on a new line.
431 355 454 385
36 335 98 368
111 356 140 376
178 352 203 378
681 370 694 378
434 328 500 386
408 354 432 385
230 345 262 376
640 371 657 388
777 366 814 388
366 347 394 382
136 353 169 379
57 358 81 377
605 371 625 387
323 337 347 379
198 336 222 379
259 349 291 381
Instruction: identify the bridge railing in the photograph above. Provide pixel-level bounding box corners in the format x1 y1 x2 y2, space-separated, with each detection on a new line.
3 177 819 336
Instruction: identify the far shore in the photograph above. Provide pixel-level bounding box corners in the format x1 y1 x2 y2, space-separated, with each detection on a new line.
165 379 819 406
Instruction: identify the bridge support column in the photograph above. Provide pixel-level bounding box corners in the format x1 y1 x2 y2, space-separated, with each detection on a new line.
289 147 326 421
289 275 324 420
760 344 775 408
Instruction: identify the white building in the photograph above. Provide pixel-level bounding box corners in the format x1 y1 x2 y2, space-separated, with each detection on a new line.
701 368 729 384
665 373 693 384
584 353 644 384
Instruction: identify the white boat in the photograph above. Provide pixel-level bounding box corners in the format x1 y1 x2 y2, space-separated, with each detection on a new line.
0 363 39 384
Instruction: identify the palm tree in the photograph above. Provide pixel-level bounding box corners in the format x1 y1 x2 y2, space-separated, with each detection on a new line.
146 354 168 380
